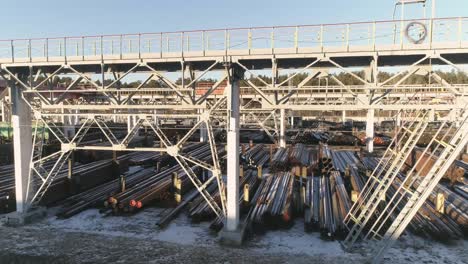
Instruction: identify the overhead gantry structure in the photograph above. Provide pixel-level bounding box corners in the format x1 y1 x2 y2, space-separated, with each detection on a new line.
0 16 467 249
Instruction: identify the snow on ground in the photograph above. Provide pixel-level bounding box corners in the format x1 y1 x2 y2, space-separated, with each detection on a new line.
249 220 345 256
0 207 466 263
39 207 217 246
41 208 348 257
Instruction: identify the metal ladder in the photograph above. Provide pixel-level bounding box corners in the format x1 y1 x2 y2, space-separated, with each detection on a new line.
342 110 429 248
344 110 426 228
371 112 468 263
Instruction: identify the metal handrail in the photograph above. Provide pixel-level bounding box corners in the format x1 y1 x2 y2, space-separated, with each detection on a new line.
0 17 466 63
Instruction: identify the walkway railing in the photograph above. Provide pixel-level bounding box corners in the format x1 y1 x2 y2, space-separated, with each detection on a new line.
0 17 467 63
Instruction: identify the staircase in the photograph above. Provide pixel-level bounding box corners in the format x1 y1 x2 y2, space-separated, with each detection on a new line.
343 110 429 248
371 111 468 263
341 108 468 263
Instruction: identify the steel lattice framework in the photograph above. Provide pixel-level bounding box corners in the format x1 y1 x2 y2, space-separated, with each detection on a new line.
1 16 468 262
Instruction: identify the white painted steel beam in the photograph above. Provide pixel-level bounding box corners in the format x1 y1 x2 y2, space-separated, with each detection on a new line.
280 109 286 148
366 109 375 153
11 85 32 213
226 73 240 231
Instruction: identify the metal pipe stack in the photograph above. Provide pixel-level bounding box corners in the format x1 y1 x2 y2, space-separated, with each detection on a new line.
103 166 181 214
304 176 321 230
104 144 216 215
289 143 313 167
270 148 289 172
57 143 213 218
209 169 260 231
243 144 269 168
0 157 126 213
248 172 295 228
361 156 467 239
319 145 334 175
330 171 352 238
0 164 15 213
57 167 155 218
330 150 359 173
319 176 336 239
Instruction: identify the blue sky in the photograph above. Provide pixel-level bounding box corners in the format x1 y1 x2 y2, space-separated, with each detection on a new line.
0 0 465 39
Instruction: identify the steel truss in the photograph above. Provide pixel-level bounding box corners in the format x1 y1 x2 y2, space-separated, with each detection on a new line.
1 17 468 234
2 51 467 213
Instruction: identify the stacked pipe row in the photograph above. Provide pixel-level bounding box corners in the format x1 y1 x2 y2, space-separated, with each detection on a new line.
289 143 314 167
242 144 269 168
0 157 126 213
57 143 215 218
319 145 334 175
270 148 289 172
209 169 260 231
247 172 295 228
291 130 330 144
303 172 352 239
57 167 156 218
361 157 467 239
0 164 15 213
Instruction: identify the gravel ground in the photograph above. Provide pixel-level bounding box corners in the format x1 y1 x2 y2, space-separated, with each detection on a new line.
0 207 465 264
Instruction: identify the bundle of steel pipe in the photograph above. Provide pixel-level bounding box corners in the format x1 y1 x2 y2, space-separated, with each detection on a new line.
270 148 289 172
188 183 220 221
209 169 260 231
105 144 216 215
289 143 312 167
330 171 352 238
319 145 334 175
384 177 464 240
187 168 261 227
240 130 267 143
361 156 467 239
0 156 126 213
330 150 360 173
57 167 154 218
103 166 182 214
292 130 330 144
328 133 359 146
413 178 468 230
126 151 164 165
243 144 269 168
57 143 214 217
349 165 365 193
248 172 295 228
319 176 336 239
304 176 320 230
0 164 15 213
41 157 126 205
157 188 201 228
454 185 468 200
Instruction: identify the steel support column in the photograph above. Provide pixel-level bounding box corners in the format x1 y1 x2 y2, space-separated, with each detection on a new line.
64 109 76 139
280 109 286 148
0 99 5 122
342 110 346 124
396 111 402 127
199 110 208 143
226 71 240 231
127 115 134 134
366 109 375 153
11 85 32 213
429 108 435 122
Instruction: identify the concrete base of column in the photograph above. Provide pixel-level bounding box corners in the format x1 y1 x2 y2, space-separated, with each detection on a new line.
5 206 47 227
219 223 246 246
